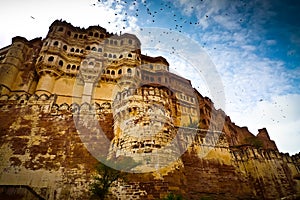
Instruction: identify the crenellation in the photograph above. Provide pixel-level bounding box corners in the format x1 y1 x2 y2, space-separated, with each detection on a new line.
0 20 299 200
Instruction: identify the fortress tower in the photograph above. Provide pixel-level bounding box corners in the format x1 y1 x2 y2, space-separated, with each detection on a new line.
0 20 298 200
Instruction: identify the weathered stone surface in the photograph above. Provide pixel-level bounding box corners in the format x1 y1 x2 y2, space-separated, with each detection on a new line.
0 20 299 200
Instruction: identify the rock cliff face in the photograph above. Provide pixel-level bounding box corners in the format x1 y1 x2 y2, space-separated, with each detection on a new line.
0 20 299 199
0 94 299 200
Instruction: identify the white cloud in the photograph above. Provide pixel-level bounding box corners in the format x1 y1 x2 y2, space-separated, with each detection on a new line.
231 94 300 154
0 0 139 47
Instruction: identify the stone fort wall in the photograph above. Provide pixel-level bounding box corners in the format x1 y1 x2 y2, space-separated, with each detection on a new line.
0 93 299 199
0 20 299 199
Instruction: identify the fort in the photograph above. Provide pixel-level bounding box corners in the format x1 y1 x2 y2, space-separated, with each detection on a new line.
0 20 299 199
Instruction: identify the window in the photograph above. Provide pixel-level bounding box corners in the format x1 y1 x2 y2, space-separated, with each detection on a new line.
107 70 110 74
80 49 83 53
75 49 80 53
118 69 122 74
98 48 102 52
110 40 113 45
53 41 59 46
150 64 153 70
91 47 97 51
108 54 112 58
119 54 123 58
70 48 75 52
67 64 71 69
103 53 107 57
114 41 117 45
128 39 132 44
74 34 78 38
72 65 76 70
105 39 109 44
111 70 115 75
38 56 43 62
77 66 80 70
113 55 117 58
128 53 132 57
79 35 83 39
158 77 161 82
120 40 124 45
89 32 93 36
63 45 67 50
89 62 94 66
94 32 99 37
58 27 64 32
100 34 104 38
82 61 87 67
86 46 90 50
150 77 154 82
59 60 64 67
48 56 54 62
137 71 139 76
127 68 132 73
67 31 71 36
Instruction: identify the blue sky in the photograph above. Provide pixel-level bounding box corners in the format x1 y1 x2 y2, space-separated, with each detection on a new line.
0 0 299 154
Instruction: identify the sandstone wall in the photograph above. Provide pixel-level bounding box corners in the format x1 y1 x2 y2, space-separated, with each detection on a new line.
0 95 299 199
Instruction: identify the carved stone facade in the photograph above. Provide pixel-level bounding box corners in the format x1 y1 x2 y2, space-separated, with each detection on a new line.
0 20 299 199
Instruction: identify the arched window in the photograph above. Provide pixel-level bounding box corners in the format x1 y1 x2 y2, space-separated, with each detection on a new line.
120 40 124 45
84 35 87 39
58 27 64 32
79 35 83 39
77 66 80 70
94 32 99 37
111 70 115 75
67 64 71 69
103 53 107 57
38 56 43 62
67 31 71 36
113 55 117 58
53 41 59 46
75 49 80 53
114 41 118 45
70 48 75 52
119 54 123 58
80 49 83 53
150 64 153 70
100 34 104 38
89 32 93 36
89 62 94 66
63 45 67 51
110 40 113 45
59 60 64 67
98 48 102 52
86 46 90 50
82 61 87 67
48 56 54 62
91 47 97 51
128 53 132 57
105 39 109 44
72 65 76 70
106 70 110 74
128 39 132 44
118 69 122 74
108 54 112 58
127 68 132 74
74 34 78 38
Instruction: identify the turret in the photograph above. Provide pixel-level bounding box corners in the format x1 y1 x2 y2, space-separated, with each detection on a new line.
0 36 42 95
